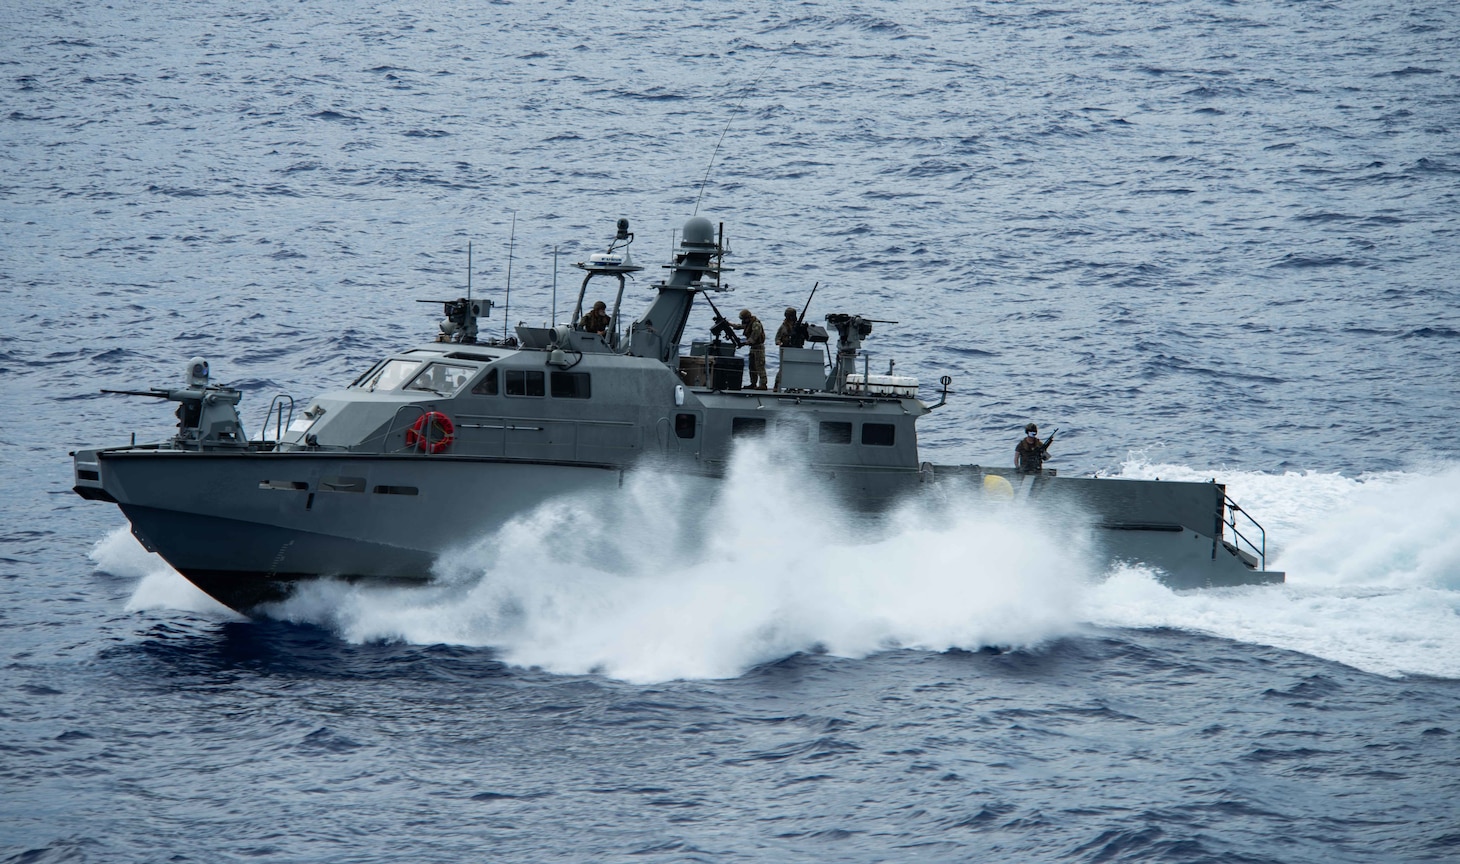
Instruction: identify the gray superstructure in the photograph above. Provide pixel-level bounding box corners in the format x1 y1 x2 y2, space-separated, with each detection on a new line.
72 215 1282 614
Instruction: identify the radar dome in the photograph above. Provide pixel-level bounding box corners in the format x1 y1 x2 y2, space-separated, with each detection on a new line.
681 216 715 246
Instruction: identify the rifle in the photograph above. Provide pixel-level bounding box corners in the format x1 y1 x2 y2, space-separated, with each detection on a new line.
1039 428 1058 460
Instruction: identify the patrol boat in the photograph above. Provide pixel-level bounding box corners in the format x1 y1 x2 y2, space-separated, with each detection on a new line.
72 215 1283 614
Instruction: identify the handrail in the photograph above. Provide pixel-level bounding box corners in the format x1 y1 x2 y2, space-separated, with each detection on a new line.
1223 494 1267 571
260 394 295 443
375 404 430 453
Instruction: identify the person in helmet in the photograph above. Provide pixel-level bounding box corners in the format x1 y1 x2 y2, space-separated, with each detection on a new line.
734 308 768 389
579 300 611 334
775 306 805 350
773 306 805 392
1015 422 1055 473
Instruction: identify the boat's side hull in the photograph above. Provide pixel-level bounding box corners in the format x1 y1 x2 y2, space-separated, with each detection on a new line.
926 466 1285 588
74 449 1281 615
82 449 624 612
118 503 440 610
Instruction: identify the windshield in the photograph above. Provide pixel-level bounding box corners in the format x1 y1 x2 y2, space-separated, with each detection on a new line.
404 362 477 395
356 359 423 392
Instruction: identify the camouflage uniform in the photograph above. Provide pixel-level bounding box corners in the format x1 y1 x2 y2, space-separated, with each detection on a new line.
775 309 805 349
739 312 767 389
774 308 803 390
580 304 611 334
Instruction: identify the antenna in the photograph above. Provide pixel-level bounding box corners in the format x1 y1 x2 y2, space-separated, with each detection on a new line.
693 58 780 216
502 210 516 339
551 244 559 326
466 241 472 303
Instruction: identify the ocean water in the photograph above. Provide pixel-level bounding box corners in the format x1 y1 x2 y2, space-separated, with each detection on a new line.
3 1 1459 861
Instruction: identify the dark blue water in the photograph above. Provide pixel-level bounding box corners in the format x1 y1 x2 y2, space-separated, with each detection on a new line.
4 1 1459 861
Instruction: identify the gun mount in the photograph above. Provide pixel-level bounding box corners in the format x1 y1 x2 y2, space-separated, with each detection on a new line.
826 313 897 393
101 357 246 448
418 297 492 344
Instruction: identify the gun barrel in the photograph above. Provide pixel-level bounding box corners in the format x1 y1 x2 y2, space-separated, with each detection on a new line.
797 281 819 324
100 389 168 398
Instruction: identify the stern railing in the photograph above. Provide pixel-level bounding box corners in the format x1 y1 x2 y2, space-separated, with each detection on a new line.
1223 494 1268 571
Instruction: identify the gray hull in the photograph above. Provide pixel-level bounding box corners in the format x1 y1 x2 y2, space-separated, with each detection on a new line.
79 449 622 611
926 465 1284 590
76 447 1279 614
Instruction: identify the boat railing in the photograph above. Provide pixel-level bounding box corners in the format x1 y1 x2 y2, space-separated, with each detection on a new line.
371 404 430 453
259 395 295 443
1223 494 1267 571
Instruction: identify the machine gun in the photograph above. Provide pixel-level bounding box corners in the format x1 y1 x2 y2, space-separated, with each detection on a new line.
100 388 171 399
100 358 247 447
417 296 491 343
792 282 821 346
701 291 743 348
825 313 898 393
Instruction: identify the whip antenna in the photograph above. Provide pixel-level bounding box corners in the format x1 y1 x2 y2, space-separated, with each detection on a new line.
693 57 780 216
502 210 516 339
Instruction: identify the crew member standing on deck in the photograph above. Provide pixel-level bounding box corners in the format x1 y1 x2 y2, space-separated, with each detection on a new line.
1015 423 1055 473
773 306 804 391
579 300 611 334
775 307 805 350
735 308 768 390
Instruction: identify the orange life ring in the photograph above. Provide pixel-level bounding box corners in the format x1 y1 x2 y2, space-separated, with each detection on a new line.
406 411 455 454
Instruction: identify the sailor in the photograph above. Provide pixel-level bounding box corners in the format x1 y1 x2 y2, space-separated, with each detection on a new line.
775 307 805 349
735 308 768 390
1015 423 1054 473
579 300 611 334
773 307 804 391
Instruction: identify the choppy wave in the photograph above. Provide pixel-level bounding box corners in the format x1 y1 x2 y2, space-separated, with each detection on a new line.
17 0 1460 858
100 451 1460 683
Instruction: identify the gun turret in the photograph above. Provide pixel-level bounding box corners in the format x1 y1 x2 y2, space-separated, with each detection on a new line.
418 297 491 343
101 358 247 448
826 313 892 392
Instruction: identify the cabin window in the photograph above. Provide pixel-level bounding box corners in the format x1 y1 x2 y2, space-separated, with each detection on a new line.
675 413 697 439
550 371 592 399
818 421 852 444
356 359 422 392
776 417 810 441
862 423 896 447
471 368 499 396
731 417 767 437
405 362 476 396
505 370 545 397
350 360 385 388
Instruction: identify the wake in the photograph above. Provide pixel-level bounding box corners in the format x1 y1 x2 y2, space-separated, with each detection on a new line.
96 451 1460 682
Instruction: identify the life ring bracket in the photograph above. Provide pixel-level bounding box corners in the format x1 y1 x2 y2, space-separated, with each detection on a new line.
405 411 455 454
